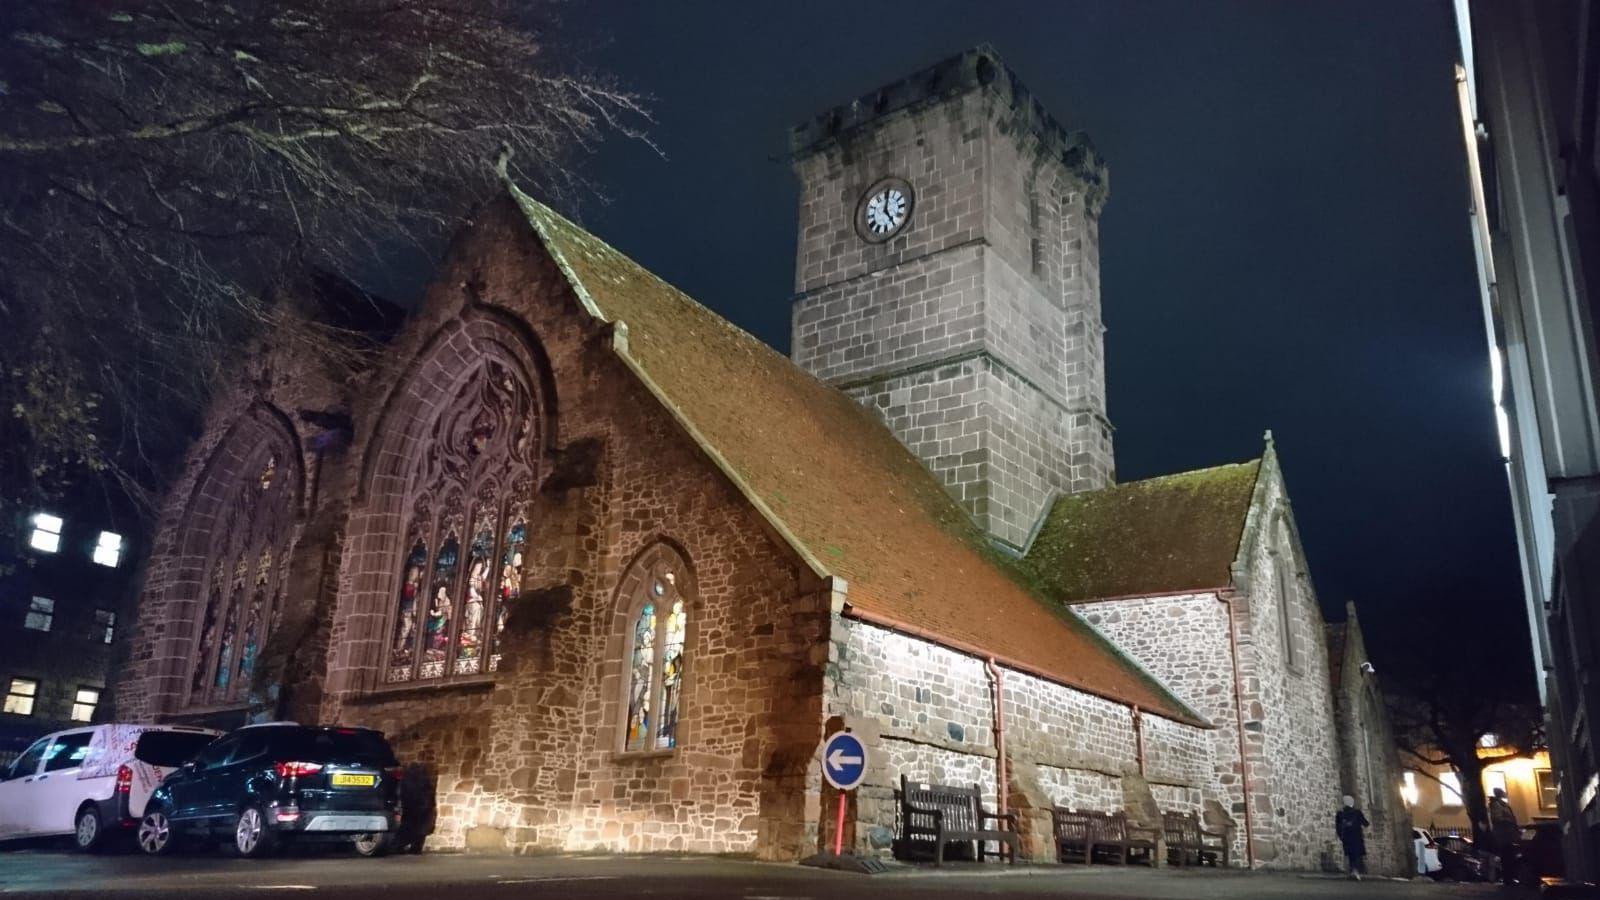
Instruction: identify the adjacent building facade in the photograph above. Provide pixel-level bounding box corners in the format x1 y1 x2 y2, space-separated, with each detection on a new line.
1 508 136 764
114 48 1388 867
1454 1 1600 879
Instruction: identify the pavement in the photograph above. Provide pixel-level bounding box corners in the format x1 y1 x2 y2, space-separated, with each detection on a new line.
0 841 1520 899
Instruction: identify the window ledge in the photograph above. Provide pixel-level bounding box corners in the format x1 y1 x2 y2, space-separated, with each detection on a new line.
351 676 497 705
611 748 678 764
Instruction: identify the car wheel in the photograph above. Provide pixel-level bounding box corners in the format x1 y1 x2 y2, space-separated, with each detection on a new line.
353 832 390 857
136 809 177 856
73 804 105 853
231 806 277 858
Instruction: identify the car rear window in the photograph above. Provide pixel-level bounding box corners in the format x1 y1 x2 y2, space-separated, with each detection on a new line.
135 731 220 767
276 729 397 766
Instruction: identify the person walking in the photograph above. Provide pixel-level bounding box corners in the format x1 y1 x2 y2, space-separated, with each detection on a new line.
1489 787 1520 885
1335 795 1370 880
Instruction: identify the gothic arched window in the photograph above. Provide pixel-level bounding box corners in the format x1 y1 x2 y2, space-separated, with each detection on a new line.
619 546 690 753
187 450 296 707
384 358 535 684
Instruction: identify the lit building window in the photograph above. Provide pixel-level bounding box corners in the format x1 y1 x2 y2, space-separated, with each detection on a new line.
1478 733 1500 749
3 678 38 716
28 512 63 553
69 687 100 723
1401 771 1420 807
92 531 123 567
1484 770 1508 799
1536 769 1559 811
24 596 55 632
91 609 116 644
1440 771 1464 807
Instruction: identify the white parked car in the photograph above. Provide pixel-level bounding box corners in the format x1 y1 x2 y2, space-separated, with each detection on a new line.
0 724 221 850
1414 827 1444 876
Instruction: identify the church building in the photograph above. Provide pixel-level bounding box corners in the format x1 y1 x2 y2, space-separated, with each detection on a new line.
114 47 1402 869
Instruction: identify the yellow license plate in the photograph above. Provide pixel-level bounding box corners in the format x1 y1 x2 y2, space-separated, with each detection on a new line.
331 773 376 787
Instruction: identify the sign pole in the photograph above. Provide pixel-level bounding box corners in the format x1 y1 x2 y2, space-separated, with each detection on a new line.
802 730 883 873
834 790 847 856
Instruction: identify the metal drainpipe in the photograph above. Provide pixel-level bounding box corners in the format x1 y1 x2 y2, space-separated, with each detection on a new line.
985 657 1008 816
1132 705 1146 776
1224 591 1257 868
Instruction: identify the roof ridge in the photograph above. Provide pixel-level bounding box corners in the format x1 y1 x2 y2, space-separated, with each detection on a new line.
1110 457 1263 490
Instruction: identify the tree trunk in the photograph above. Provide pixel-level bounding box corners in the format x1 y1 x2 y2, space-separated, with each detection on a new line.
1454 754 1491 847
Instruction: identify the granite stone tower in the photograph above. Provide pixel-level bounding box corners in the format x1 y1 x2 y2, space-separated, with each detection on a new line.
790 47 1115 549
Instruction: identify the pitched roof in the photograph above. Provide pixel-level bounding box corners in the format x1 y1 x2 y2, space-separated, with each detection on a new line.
1026 461 1262 604
509 190 1203 727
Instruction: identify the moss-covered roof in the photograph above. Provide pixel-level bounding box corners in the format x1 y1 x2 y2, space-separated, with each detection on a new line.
509 189 1202 726
1026 461 1262 604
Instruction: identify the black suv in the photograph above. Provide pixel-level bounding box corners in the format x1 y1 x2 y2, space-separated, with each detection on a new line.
137 724 401 858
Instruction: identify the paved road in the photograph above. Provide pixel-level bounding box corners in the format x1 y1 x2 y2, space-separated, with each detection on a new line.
0 844 1513 899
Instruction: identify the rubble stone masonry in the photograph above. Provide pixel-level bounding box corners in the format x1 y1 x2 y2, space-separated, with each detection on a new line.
824 617 1212 861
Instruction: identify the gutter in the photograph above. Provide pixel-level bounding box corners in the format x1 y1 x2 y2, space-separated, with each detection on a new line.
1221 589 1256 868
985 657 1009 816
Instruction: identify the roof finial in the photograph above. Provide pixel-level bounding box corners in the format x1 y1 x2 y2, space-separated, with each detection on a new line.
1263 428 1275 448
493 142 514 185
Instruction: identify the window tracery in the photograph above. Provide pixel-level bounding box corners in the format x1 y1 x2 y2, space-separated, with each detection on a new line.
621 551 690 753
384 358 535 684
187 452 295 707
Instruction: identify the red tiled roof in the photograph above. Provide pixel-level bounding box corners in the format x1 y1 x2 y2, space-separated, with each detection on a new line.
510 190 1203 726
1026 461 1262 604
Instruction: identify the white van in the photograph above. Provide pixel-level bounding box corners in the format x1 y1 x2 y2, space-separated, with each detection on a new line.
0 724 221 850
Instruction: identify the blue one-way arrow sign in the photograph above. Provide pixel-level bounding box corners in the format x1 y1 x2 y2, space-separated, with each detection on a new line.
821 731 868 791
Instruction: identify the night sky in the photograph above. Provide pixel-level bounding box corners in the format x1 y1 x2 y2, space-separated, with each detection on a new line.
553 1 1525 682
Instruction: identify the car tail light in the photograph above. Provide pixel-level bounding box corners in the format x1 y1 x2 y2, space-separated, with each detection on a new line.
115 764 132 794
274 761 324 778
274 806 301 822
387 766 405 782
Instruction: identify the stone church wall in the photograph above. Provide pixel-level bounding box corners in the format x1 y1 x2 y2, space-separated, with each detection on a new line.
1235 469 1345 869
306 203 831 858
825 616 1213 860
1330 611 1415 876
115 291 364 727
1073 593 1248 863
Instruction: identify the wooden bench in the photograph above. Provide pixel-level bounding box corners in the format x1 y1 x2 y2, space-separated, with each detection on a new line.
898 775 1020 866
1052 808 1095 863
1052 808 1159 865
1091 811 1160 866
1163 810 1229 867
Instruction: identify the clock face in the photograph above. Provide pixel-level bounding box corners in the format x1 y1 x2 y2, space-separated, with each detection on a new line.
856 178 914 242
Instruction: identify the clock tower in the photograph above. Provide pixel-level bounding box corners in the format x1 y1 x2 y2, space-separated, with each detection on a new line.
789 47 1114 550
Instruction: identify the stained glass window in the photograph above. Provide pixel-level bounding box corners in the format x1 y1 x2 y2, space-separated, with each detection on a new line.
657 597 686 750
620 552 689 754
626 601 657 752
382 358 537 686
489 518 526 672
418 532 460 680
235 549 272 685
454 516 495 675
386 539 429 683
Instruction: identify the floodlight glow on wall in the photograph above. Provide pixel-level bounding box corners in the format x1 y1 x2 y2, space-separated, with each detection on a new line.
93 531 123 567
29 512 63 553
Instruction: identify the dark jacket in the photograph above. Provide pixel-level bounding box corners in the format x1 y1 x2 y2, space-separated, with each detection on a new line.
1336 806 1370 857
1489 796 1519 850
